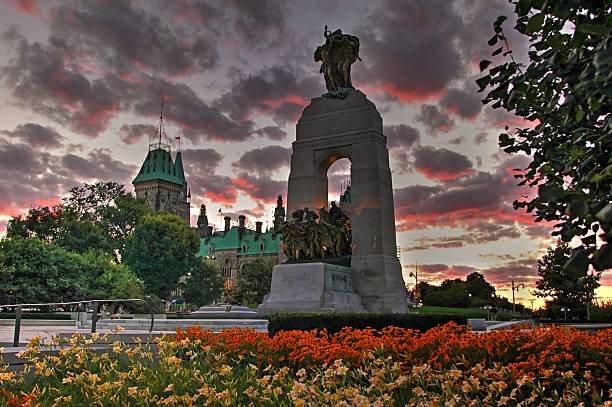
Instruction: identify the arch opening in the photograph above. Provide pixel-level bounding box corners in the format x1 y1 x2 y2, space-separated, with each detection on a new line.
326 157 351 206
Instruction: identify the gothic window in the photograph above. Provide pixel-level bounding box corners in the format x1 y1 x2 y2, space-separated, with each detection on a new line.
222 258 231 278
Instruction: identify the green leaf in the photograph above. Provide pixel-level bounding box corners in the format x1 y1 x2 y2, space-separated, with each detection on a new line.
538 183 565 202
525 13 545 34
488 34 499 46
494 15 508 33
576 24 609 36
476 75 490 91
517 0 532 16
479 59 492 71
492 47 504 56
592 244 612 271
563 248 589 275
575 105 584 123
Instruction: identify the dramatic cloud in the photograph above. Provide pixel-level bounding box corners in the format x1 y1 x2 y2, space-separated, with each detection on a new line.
118 124 157 145
6 0 39 15
0 140 136 214
1 29 121 137
214 67 318 126
232 146 291 176
411 258 539 290
440 88 482 120
254 126 288 141
233 173 287 205
404 222 522 251
385 124 420 150
179 149 236 206
449 136 466 145
1 123 65 149
160 0 288 49
413 146 473 181
474 131 488 145
413 264 479 283
415 105 455 134
50 0 218 77
60 149 137 184
356 0 519 103
394 155 542 231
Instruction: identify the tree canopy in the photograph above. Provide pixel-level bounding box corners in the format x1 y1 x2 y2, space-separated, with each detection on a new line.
181 261 223 308
0 237 143 305
479 0 611 273
535 240 601 314
123 213 200 299
228 260 274 306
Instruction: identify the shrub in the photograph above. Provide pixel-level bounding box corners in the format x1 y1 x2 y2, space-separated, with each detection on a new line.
267 312 466 336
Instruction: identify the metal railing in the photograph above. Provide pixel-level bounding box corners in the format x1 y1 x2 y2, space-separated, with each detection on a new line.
0 298 155 347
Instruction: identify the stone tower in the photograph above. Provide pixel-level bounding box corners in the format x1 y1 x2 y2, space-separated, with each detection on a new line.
132 100 190 225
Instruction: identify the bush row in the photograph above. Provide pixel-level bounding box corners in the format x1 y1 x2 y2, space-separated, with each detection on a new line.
267 312 466 336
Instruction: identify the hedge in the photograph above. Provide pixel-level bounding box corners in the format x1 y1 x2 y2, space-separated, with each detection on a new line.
0 312 71 320
267 312 467 336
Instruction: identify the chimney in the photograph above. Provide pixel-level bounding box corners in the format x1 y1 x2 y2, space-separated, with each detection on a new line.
224 216 231 232
238 215 246 230
255 221 263 235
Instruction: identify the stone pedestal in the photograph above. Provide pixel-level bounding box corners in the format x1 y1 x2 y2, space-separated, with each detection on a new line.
284 90 407 313
259 263 365 312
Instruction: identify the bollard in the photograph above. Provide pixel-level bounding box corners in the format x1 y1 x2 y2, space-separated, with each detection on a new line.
13 306 23 347
91 301 99 334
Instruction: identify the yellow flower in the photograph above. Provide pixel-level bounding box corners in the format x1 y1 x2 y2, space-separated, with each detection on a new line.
219 364 232 375
414 387 425 397
165 384 174 392
128 386 138 396
296 368 306 377
0 372 15 381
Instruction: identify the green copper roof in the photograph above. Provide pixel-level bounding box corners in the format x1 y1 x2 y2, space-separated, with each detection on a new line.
132 148 184 186
340 186 351 203
174 151 186 183
197 226 280 258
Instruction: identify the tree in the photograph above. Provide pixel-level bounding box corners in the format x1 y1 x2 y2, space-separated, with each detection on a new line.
62 182 152 258
534 241 600 315
0 237 143 305
123 214 199 299
230 260 274 306
479 1 611 274
181 261 223 308
6 206 63 242
466 272 495 306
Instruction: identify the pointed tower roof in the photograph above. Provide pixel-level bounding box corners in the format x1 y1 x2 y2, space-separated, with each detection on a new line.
174 150 186 183
133 148 184 186
132 98 184 187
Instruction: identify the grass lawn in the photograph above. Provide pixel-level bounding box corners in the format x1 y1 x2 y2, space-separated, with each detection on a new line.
408 305 487 318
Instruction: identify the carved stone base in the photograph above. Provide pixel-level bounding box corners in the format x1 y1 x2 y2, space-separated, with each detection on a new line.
258 263 365 312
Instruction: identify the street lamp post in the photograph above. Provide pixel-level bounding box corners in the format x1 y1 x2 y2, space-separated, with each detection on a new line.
483 305 492 320
560 306 570 321
511 280 526 314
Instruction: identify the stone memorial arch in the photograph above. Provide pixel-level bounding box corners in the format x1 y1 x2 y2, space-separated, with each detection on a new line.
286 91 406 313
259 28 407 313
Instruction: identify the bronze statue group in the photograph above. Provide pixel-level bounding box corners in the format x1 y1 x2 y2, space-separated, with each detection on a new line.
279 202 352 261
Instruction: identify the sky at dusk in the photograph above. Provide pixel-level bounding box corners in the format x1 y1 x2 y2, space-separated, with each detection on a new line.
0 0 609 306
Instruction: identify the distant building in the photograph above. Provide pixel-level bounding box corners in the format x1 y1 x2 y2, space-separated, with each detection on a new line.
195 197 285 289
132 101 190 225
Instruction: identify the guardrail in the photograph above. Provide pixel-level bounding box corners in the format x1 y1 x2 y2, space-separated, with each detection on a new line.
0 298 154 347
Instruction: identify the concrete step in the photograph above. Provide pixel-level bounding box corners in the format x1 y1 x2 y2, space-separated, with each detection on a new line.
81 318 269 333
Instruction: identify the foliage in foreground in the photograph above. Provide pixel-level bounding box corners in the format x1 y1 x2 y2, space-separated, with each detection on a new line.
1 324 610 406
479 0 611 272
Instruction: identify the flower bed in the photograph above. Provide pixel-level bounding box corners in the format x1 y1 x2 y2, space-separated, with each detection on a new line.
1 323 610 406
